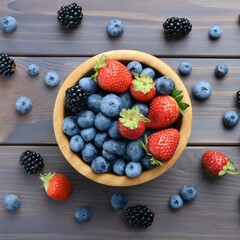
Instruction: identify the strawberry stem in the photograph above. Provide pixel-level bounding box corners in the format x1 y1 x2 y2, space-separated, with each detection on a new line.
91 55 108 80
40 172 55 191
218 160 238 176
132 72 155 94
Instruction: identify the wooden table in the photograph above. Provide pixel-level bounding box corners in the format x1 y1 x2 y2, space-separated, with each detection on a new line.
1 1 240 239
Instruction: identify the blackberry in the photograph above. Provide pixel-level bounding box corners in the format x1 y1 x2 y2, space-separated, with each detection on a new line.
236 90 240 106
0 54 16 76
125 205 154 228
19 150 44 174
65 85 87 113
57 3 83 29
163 17 192 38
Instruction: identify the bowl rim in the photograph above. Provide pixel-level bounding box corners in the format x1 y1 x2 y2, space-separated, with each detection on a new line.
53 49 192 187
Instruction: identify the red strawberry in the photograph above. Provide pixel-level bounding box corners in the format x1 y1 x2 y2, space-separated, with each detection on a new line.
118 105 150 140
139 128 180 165
201 150 238 176
40 172 72 200
92 57 132 93
147 89 189 129
130 73 156 102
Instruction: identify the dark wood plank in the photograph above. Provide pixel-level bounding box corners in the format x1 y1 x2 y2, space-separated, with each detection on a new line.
0 145 239 240
0 0 240 56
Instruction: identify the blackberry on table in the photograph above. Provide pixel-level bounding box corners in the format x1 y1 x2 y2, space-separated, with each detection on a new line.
236 90 240 106
19 150 44 174
0 54 16 76
57 3 83 29
125 205 154 228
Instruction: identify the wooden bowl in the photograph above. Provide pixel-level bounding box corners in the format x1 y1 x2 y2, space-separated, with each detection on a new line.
53 50 192 187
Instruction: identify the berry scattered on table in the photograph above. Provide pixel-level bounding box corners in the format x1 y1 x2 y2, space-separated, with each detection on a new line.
19 150 44 174
192 81 212 100
125 205 154 228
236 90 240 106
57 3 83 29
215 64 228 78
155 76 175 96
107 19 124 37
0 16 17 32
75 206 92 223
127 61 143 75
15 96 32 114
0 54 16 76
125 161 142 178
110 192 128 211
2 194 20 211
44 71 60 88
69 135 84 152
209 25 223 40
223 110 239 128
179 61 192 76
27 64 40 76
179 184 198 201
169 194 184 210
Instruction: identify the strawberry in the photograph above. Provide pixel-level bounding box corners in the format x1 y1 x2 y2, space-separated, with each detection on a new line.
147 89 190 129
139 128 180 165
201 150 238 176
118 105 150 140
130 73 156 102
40 172 72 200
91 56 132 93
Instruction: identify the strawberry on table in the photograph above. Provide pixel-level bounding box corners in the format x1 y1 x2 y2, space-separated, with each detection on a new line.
201 150 238 176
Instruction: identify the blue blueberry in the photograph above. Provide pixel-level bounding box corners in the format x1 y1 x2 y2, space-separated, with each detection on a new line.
91 156 111 173
223 110 240 128
141 155 156 169
126 141 145 162
81 143 98 163
27 64 40 76
0 16 17 32
135 103 148 116
141 67 155 79
113 159 126 175
118 92 133 109
215 64 228 78
108 121 121 139
80 127 97 142
169 194 184 210
94 132 108 148
179 61 192 76
77 110 95 128
102 150 116 161
110 193 128 211
103 139 126 155
62 116 80 136
78 77 98 95
192 81 212 100
209 25 223 39
15 96 32 114
44 71 60 87
179 184 198 201
94 112 111 131
70 135 84 152
87 94 103 112
125 161 142 178
75 206 92 223
100 94 122 117
127 61 143 75
155 76 175 95
107 19 124 37
3 194 20 211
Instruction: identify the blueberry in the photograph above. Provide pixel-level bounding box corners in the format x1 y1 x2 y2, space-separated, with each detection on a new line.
178 61 192 76
113 159 126 175
62 116 80 136
94 132 108 148
125 161 142 178
27 64 40 76
141 155 156 169
192 81 212 100
102 150 116 161
75 206 92 223
78 77 98 95
91 156 111 173
3 194 20 211
209 25 223 39
70 135 84 152
169 194 184 210
80 127 97 142
223 110 240 128
118 92 133 109
107 19 124 37
77 110 95 128
108 121 121 139
15 96 32 114
215 64 228 78
135 103 148 116
141 67 155 79
126 141 145 162
87 94 103 112
127 61 143 75
110 193 128 211
81 143 98 163
100 94 122 117
0 16 17 32
94 112 111 131
103 139 126 155
44 71 60 87
155 76 175 95
179 184 198 201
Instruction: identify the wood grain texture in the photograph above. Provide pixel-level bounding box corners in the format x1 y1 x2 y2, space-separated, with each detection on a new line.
0 146 239 240
0 0 240 56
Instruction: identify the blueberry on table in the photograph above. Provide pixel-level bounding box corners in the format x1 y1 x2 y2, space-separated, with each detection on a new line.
169 194 184 210
111 192 128 211
107 19 124 37
0 16 17 32
223 110 240 128
209 26 223 39
3 194 20 211
125 161 142 178
215 64 228 78
192 81 212 100
179 184 198 201
155 76 175 96
178 61 192 76
15 96 32 114
44 71 60 87
27 64 40 76
75 206 92 223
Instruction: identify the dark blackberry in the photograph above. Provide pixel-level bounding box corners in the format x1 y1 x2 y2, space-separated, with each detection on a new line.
0 54 16 76
19 150 44 174
163 17 192 38
57 3 83 29
125 205 154 228
236 90 240 106
65 85 87 113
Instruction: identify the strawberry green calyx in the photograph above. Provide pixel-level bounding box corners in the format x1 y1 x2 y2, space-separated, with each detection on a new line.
133 73 155 94
91 56 108 80
40 172 55 191
171 88 190 115
218 160 238 176
119 105 150 129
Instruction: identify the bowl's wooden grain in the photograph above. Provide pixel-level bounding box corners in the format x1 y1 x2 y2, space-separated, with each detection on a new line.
53 50 192 186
